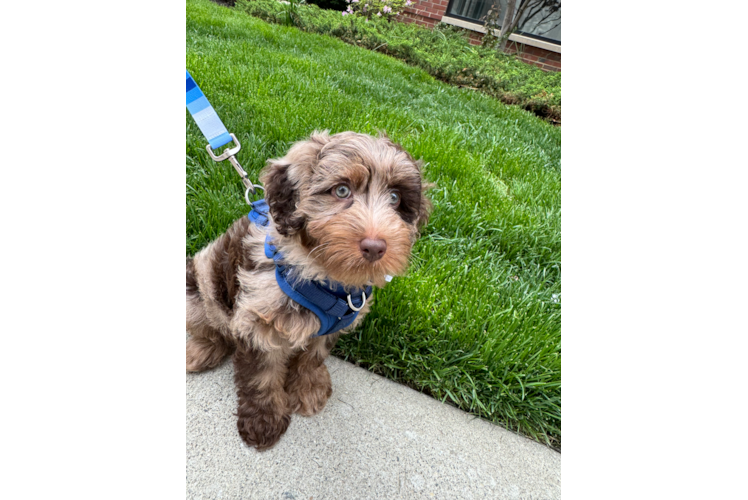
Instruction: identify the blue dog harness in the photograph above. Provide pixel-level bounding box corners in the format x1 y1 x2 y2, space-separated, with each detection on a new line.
248 200 372 337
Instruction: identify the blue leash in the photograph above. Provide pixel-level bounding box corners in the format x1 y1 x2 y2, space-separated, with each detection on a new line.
186 70 232 149
186 70 263 205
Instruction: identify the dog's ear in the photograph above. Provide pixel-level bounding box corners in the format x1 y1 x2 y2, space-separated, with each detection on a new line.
414 159 434 231
260 159 304 236
260 131 331 236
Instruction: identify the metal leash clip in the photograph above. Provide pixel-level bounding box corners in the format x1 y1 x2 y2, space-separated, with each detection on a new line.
205 133 264 207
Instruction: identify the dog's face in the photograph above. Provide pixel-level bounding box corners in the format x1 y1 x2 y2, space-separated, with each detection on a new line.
260 131 431 288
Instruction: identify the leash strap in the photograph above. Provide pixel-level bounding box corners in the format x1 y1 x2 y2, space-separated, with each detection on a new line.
186 70 263 205
186 70 233 150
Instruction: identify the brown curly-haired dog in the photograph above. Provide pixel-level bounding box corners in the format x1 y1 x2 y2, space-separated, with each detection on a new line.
186 131 431 450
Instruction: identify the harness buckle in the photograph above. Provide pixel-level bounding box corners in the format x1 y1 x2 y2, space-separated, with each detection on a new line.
347 292 367 312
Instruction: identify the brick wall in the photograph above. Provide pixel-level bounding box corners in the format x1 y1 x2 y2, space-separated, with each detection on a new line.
399 10 440 28
504 41 561 72
400 0 449 24
397 1 560 72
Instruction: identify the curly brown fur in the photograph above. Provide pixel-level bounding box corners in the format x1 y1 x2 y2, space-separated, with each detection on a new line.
233 342 292 451
186 323 234 373
186 131 432 450
285 333 340 416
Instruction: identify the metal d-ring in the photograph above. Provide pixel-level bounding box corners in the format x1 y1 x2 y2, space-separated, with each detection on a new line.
245 184 265 207
347 292 367 312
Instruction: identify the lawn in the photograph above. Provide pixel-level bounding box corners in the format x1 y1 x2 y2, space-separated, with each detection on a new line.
237 0 562 123
187 0 561 448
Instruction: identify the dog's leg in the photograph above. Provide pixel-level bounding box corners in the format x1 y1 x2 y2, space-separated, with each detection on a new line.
186 257 234 372
285 333 340 417
233 341 292 451
186 324 234 373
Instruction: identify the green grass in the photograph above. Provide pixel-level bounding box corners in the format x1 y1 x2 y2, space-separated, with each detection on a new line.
187 0 561 449
236 0 561 123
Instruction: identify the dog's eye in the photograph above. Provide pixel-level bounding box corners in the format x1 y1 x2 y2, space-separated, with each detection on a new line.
389 191 401 207
334 185 351 199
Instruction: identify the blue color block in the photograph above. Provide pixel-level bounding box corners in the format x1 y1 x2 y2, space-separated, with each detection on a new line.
208 132 233 149
186 95 210 115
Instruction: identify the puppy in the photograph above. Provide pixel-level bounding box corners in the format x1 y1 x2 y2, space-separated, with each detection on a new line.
186 131 431 450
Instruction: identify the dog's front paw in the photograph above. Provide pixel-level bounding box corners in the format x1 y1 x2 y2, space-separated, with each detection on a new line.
286 364 333 417
236 405 291 451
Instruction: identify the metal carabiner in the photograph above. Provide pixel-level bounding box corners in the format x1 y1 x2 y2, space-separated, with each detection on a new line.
205 133 264 207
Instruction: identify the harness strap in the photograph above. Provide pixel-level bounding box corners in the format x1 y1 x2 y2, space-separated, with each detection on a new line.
247 199 270 227
248 200 371 337
273 261 370 336
186 70 233 150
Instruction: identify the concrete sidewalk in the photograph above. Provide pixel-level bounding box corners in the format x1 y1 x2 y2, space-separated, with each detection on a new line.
187 354 560 499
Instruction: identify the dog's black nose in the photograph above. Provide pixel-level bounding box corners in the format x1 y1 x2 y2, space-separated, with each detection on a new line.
360 238 387 262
